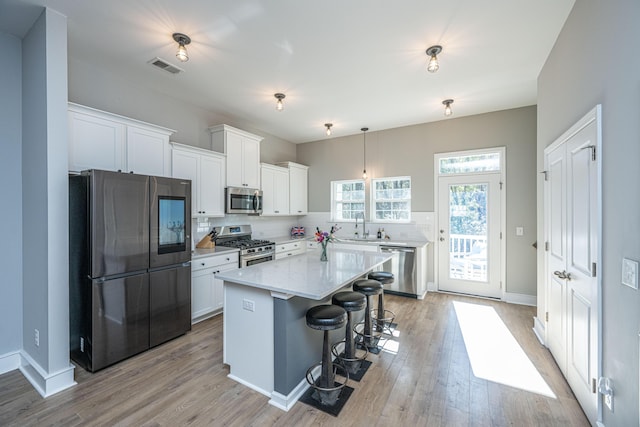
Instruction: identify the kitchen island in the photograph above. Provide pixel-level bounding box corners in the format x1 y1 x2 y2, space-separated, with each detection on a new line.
216 248 391 411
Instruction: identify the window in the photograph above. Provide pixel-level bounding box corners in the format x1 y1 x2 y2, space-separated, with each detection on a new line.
372 176 411 221
332 180 365 221
438 151 501 175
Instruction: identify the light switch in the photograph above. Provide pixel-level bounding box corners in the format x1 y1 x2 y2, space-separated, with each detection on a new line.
516 226 524 236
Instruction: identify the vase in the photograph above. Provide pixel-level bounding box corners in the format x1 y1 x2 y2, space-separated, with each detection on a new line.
320 242 328 261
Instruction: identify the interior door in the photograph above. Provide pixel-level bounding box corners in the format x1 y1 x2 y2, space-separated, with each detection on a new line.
544 108 600 422
437 173 502 298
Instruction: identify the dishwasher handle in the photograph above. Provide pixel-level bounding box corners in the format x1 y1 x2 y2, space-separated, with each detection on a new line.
380 246 416 253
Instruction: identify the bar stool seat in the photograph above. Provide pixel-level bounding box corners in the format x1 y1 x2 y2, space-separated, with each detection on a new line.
368 271 394 285
331 291 367 376
353 279 383 349
305 304 348 406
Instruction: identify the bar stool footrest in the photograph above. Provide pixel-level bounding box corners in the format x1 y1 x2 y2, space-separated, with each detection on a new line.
331 340 368 375
371 309 396 335
305 362 349 406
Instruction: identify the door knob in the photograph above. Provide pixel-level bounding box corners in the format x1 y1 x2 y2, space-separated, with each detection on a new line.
553 270 570 280
439 237 445 242
440 229 445 234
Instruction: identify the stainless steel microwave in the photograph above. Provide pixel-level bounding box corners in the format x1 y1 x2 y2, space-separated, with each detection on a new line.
226 187 263 215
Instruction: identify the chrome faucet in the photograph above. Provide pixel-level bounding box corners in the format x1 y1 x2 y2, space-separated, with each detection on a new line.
355 212 367 239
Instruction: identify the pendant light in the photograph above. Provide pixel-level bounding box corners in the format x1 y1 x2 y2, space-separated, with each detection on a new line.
442 99 454 117
173 33 191 62
425 45 442 73
361 127 369 179
274 93 285 111
325 123 333 136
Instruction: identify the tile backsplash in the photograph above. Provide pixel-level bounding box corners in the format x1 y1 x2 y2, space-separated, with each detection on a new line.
192 211 434 249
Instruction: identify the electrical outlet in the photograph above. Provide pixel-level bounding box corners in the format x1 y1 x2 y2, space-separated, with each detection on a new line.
34 329 39 347
242 299 255 312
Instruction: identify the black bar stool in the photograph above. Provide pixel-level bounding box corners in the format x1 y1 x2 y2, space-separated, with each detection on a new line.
331 291 368 376
352 278 383 349
305 304 348 406
368 271 396 334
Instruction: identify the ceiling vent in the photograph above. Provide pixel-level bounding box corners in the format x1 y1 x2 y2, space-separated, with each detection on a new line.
148 57 184 74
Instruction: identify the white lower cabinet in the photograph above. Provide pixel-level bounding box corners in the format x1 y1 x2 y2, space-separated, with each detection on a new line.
191 252 239 323
275 241 306 259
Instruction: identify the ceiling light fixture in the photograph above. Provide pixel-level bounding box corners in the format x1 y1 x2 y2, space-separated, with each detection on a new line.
361 127 369 180
173 33 191 62
325 123 333 136
442 99 454 116
425 45 442 73
274 93 286 111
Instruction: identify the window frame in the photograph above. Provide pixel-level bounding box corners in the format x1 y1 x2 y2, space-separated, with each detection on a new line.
370 176 412 223
331 179 366 222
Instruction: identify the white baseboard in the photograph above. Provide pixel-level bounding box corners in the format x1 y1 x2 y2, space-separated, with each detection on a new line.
504 292 537 306
18 351 76 398
533 316 546 346
0 351 22 375
269 370 315 412
227 373 271 398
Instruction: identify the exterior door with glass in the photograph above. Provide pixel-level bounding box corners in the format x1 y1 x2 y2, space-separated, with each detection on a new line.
435 149 504 299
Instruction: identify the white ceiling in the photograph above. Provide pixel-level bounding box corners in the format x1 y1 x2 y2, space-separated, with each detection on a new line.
2 0 574 143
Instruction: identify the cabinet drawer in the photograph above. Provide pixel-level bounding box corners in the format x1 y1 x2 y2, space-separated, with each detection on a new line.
276 241 305 254
192 252 239 271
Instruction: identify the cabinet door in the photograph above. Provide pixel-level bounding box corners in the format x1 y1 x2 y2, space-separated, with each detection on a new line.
171 149 199 216
69 111 125 173
242 138 261 188
226 131 244 187
213 263 238 311
261 166 277 215
192 267 215 321
289 165 308 214
199 154 225 217
274 168 290 215
126 126 169 176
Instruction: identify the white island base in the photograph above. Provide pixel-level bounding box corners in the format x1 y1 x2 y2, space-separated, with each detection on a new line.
219 249 391 410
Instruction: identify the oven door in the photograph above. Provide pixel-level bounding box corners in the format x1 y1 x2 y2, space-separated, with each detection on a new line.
241 252 274 268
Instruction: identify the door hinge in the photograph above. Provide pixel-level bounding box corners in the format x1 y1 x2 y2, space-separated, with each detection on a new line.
545 241 549 252
592 378 597 393
500 181 503 190
541 170 548 181
545 312 549 322
500 232 503 240
500 281 503 289
592 262 597 277
579 144 596 161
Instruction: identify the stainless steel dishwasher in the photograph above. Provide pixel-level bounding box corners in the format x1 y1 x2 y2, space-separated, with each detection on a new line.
379 245 421 298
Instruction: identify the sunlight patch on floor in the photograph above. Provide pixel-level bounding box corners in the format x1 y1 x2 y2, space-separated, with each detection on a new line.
453 301 556 398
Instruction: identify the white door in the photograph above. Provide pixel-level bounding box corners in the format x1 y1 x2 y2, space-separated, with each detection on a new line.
438 173 502 298
544 106 600 423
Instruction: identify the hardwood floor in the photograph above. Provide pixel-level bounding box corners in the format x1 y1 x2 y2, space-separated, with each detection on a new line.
0 292 589 426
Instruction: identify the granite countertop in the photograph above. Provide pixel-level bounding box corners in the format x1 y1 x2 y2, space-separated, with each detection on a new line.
266 234 429 247
216 248 391 300
192 246 239 260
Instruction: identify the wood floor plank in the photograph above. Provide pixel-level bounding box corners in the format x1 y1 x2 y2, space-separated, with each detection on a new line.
0 292 590 426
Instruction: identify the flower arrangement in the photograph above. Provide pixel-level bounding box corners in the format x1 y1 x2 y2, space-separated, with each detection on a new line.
315 225 340 261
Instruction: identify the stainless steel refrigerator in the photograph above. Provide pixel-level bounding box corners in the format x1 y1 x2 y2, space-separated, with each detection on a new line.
69 169 192 372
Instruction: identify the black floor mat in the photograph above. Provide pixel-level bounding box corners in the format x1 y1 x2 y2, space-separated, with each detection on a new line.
335 359 372 382
299 384 354 417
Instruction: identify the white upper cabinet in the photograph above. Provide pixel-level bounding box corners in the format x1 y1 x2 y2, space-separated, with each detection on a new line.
210 124 262 189
68 103 173 176
171 142 226 218
261 163 290 216
277 162 309 215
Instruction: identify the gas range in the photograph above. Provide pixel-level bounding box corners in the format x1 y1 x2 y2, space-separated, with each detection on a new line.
212 225 275 267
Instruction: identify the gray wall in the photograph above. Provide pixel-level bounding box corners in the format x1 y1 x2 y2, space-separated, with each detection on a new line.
22 8 70 375
297 106 538 296
0 31 23 356
69 58 297 163
537 1 640 425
